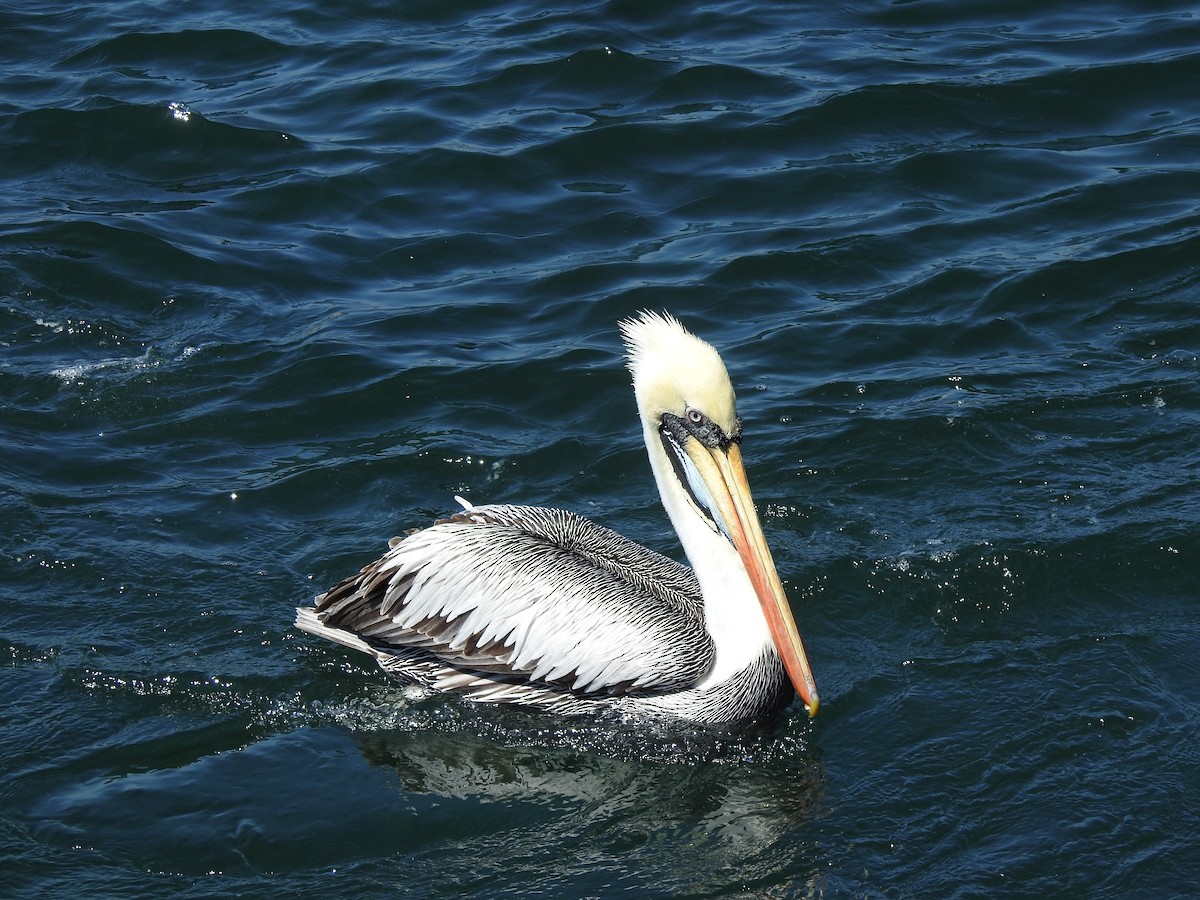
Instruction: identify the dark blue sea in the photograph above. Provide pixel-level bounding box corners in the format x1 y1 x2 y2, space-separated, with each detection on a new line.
3 0 1199 896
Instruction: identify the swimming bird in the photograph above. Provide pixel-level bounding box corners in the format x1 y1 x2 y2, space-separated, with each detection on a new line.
294 311 819 725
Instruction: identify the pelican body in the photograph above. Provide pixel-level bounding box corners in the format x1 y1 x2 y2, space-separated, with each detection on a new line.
295 312 818 725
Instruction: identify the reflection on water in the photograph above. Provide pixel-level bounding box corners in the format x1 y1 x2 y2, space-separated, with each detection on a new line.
21 667 825 889
359 710 823 820
351 706 827 893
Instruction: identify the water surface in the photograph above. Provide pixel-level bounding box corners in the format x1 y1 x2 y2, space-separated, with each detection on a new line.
3 0 1199 896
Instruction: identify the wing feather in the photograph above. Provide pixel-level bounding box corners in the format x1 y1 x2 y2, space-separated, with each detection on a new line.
310 505 713 695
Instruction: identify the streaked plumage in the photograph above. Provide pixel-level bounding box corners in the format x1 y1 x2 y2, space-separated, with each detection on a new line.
295 311 818 725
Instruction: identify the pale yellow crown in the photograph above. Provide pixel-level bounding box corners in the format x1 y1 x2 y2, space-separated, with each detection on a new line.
619 311 738 433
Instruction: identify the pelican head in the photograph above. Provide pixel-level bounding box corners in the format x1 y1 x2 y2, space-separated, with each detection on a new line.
619 311 819 717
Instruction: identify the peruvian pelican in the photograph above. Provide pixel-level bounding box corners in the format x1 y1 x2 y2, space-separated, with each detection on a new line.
295 311 819 725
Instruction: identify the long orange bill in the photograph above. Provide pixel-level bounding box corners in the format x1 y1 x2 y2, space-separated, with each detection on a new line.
689 440 820 717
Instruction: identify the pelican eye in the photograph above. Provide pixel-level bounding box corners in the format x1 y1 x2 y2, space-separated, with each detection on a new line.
668 409 737 451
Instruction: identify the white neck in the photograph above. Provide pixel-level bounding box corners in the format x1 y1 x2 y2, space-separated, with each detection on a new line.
642 424 774 688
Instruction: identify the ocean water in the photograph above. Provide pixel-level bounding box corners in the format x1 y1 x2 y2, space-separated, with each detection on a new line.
3 0 1199 895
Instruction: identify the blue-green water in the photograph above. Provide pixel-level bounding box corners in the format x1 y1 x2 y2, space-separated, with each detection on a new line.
3 1 1200 896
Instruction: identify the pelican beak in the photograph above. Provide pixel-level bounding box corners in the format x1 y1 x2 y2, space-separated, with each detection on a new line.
686 440 820 717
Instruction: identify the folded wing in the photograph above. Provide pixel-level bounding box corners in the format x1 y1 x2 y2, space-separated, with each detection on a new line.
305 505 713 695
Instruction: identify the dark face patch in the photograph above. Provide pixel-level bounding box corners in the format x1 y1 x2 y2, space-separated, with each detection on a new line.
661 408 742 452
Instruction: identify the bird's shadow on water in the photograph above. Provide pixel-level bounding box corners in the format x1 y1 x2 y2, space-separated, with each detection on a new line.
16 662 826 884
347 695 828 854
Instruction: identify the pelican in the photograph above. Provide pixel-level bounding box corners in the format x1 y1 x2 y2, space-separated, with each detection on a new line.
294 311 819 725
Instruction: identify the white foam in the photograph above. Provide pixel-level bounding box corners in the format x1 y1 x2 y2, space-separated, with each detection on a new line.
52 347 157 383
